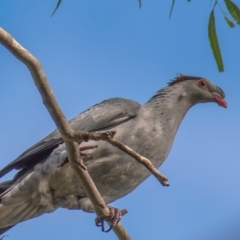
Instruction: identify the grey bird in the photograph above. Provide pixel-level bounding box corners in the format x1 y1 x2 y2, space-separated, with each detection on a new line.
0 74 227 234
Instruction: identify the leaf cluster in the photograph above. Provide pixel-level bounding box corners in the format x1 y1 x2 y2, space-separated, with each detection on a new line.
209 0 240 72
51 0 240 72
169 0 240 72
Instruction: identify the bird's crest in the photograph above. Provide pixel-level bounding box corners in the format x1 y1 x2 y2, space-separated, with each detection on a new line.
168 73 203 86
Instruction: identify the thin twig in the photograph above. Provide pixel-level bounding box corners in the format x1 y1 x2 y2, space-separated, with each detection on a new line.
106 137 169 186
71 130 169 186
215 0 226 15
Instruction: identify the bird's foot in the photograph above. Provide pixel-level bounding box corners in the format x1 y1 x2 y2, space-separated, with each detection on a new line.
57 144 98 168
78 144 98 157
95 207 128 232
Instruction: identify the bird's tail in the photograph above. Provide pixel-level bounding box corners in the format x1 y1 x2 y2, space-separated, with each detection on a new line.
0 195 44 235
0 225 14 235
0 176 49 234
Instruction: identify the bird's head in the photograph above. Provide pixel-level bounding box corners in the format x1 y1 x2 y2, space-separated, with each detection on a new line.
168 74 227 108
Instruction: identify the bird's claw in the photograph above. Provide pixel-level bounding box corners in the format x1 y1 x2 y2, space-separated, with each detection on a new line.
57 144 98 168
78 144 98 157
95 207 128 232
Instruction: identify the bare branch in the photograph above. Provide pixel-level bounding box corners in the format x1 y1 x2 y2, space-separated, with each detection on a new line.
71 130 169 186
0 27 131 240
105 137 169 186
0 26 168 239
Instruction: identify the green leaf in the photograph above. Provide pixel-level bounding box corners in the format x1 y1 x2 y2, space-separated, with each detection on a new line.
208 10 224 72
138 0 142 8
224 0 240 24
169 0 175 19
51 0 62 17
224 16 235 27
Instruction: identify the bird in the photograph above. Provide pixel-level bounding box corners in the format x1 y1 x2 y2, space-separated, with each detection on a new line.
0 74 227 234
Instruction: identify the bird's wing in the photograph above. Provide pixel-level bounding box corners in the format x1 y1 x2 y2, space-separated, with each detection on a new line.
0 98 141 178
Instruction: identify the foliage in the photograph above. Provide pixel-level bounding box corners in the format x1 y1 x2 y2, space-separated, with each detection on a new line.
51 0 61 17
208 9 224 72
169 0 240 72
208 0 240 71
51 0 240 72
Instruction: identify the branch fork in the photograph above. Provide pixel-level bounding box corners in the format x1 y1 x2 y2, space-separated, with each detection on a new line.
0 27 169 240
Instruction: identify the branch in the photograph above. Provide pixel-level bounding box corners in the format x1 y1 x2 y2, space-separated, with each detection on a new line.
71 131 169 186
106 137 169 186
0 26 169 239
0 27 131 240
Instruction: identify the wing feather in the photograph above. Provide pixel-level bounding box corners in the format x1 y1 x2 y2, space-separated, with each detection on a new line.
0 98 141 178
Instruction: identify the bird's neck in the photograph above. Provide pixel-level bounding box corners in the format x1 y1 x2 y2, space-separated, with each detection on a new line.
145 86 193 119
142 86 193 167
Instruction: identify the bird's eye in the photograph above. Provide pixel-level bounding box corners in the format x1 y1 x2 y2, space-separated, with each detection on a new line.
198 80 207 87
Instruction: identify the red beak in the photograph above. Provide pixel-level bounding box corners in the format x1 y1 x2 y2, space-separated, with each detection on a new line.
212 93 227 108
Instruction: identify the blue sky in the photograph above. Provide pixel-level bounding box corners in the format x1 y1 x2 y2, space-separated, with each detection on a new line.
1 0 240 239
